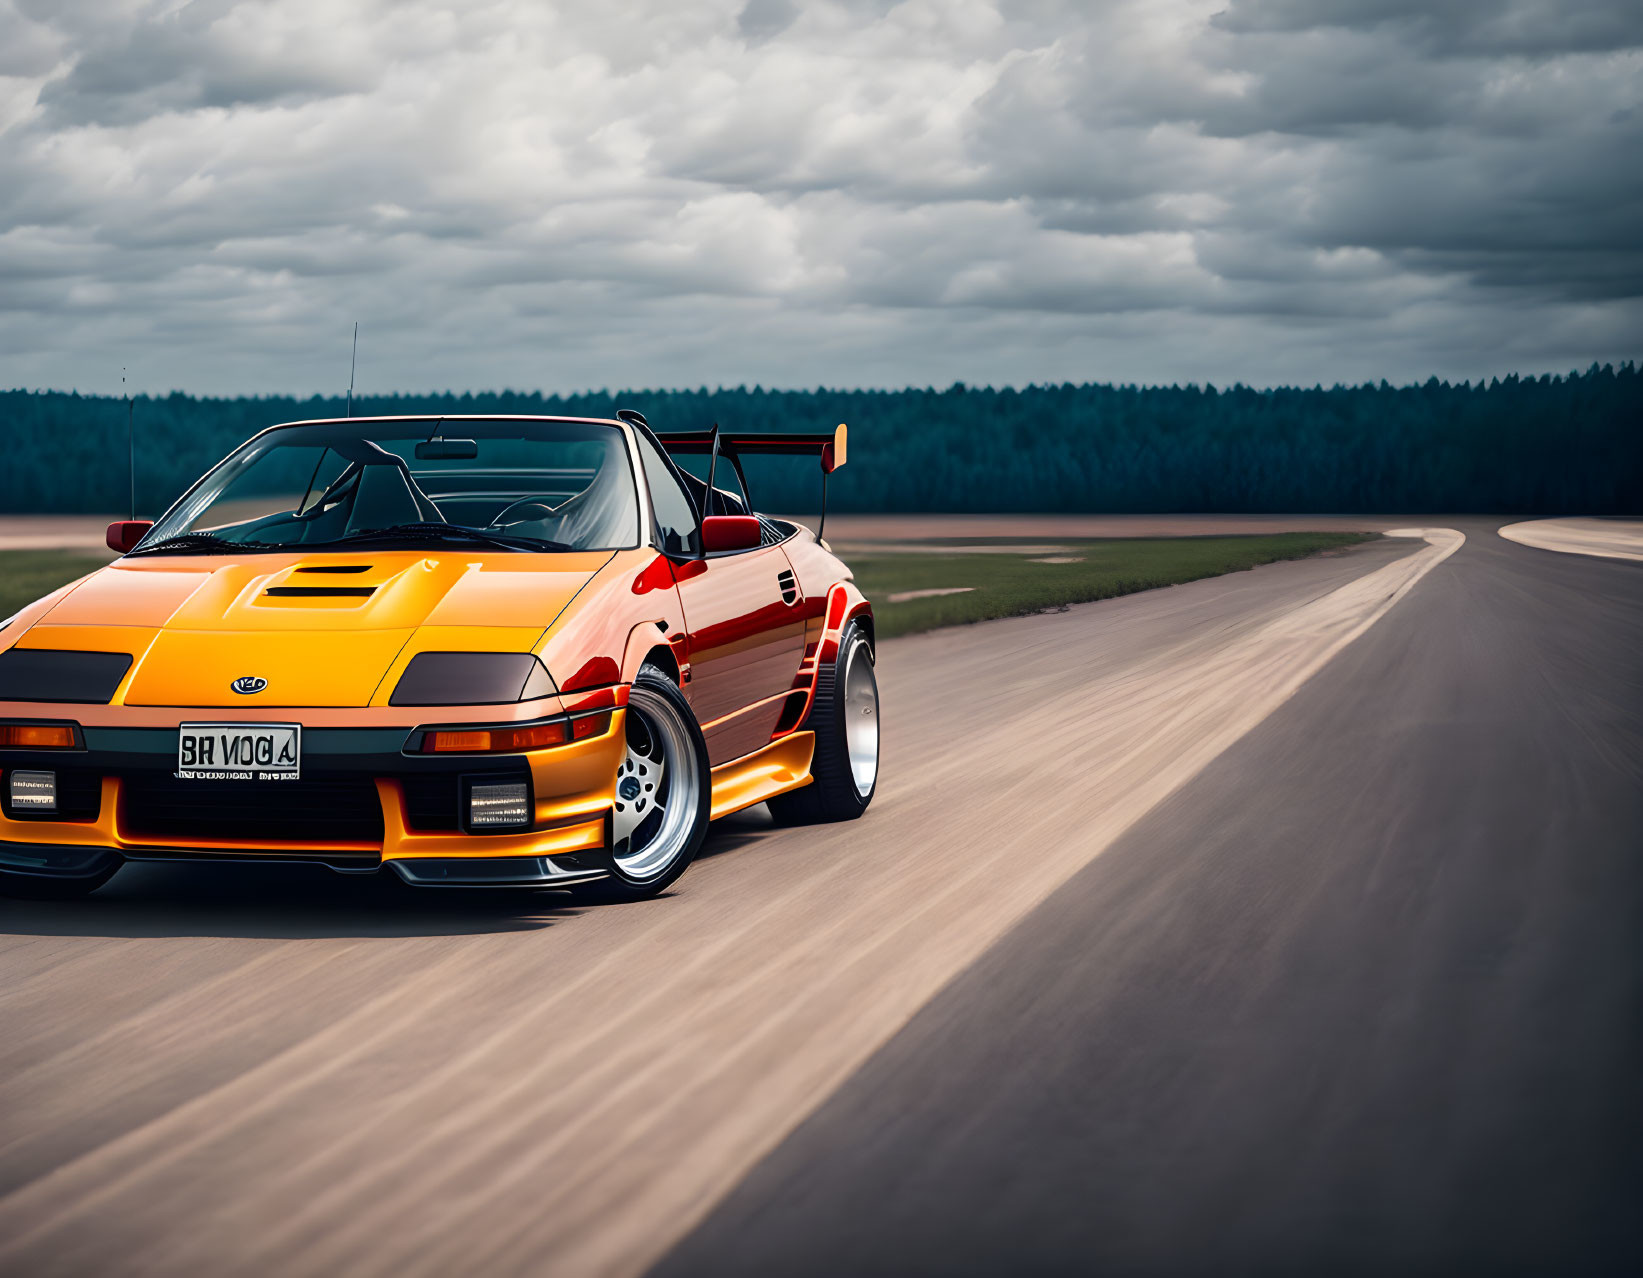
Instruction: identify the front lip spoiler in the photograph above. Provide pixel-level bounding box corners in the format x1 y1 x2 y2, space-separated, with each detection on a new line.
0 844 121 880
0 843 612 888
389 854 610 888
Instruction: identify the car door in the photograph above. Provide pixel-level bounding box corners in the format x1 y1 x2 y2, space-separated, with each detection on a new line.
674 539 805 765
630 426 805 766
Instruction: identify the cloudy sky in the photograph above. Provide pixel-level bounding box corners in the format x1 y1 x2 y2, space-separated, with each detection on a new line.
1 0 1639 396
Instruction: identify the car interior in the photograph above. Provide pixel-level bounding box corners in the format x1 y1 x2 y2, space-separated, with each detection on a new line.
674 466 798 549
148 422 806 556
187 434 639 550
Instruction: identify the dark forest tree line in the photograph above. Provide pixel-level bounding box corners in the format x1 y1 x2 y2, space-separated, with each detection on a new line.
0 364 1637 517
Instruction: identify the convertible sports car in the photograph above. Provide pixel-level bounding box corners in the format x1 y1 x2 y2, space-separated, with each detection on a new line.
0 412 878 900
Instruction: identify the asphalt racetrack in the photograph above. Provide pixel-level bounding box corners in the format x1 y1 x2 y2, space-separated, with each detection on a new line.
1 520 1639 1276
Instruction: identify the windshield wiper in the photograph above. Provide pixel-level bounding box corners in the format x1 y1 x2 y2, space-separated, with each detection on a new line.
125 532 258 556
319 523 572 553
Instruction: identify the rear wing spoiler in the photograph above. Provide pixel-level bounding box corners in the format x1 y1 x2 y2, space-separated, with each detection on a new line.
651 422 847 474
618 411 847 539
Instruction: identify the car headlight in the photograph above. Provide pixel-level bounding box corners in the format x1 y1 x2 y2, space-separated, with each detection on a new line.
0 649 133 704
388 652 558 707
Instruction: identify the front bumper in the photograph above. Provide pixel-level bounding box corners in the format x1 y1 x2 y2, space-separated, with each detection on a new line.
0 713 627 886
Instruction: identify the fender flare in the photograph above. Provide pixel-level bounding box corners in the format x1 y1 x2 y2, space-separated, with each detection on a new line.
619 619 685 687
768 582 871 740
818 581 872 666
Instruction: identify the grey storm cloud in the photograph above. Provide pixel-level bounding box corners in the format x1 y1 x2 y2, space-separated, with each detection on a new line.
0 0 1637 396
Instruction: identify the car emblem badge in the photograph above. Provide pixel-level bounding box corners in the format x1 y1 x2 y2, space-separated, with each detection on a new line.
231 676 268 695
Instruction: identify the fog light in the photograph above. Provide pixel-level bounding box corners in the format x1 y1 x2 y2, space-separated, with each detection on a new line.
469 782 529 829
9 770 56 813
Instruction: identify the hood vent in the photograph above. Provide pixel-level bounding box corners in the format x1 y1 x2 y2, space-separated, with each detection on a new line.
295 564 373 574
264 586 377 598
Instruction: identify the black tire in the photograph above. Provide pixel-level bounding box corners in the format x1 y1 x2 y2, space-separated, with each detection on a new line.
579 662 712 902
768 618 879 825
0 863 120 900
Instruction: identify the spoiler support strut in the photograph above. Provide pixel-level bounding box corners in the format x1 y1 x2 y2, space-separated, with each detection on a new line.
653 422 847 542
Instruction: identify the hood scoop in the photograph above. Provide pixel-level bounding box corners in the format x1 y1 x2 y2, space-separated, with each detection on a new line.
258 562 383 605
264 585 377 598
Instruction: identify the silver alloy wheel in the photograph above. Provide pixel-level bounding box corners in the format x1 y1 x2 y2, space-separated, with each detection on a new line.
611 685 700 882
842 635 880 798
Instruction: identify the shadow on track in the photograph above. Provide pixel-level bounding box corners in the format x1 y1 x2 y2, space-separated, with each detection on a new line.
696 802 778 862
0 860 583 940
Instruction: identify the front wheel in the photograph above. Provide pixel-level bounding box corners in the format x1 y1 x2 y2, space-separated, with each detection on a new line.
768 617 879 825
583 663 712 902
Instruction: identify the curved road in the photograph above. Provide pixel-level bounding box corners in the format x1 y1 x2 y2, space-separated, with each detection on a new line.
1499 516 1643 562
1 521 1639 1276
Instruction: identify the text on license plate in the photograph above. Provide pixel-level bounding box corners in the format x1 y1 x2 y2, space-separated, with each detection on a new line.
177 723 301 781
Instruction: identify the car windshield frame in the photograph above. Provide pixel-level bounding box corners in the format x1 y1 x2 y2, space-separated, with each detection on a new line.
134 416 644 556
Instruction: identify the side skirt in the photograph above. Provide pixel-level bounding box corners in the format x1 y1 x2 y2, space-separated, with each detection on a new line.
709 732 815 821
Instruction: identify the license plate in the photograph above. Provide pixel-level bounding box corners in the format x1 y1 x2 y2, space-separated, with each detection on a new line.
176 723 301 781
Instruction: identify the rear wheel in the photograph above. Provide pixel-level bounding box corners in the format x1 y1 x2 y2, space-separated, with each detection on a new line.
768 618 879 825
583 663 711 901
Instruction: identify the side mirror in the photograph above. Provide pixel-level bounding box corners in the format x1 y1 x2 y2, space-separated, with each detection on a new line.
106 520 152 554
701 515 762 554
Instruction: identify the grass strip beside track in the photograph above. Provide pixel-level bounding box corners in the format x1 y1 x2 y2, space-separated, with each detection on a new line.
0 550 109 619
0 534 1377 642
852 532 1378 639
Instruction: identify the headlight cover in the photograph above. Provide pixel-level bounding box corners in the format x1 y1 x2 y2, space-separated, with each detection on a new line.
0 649 133 704
388 652 557 707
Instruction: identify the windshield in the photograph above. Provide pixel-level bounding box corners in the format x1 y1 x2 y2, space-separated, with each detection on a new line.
137 419 640 554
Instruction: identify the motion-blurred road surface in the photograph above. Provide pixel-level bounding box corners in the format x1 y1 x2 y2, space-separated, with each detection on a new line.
2 521 1638 1276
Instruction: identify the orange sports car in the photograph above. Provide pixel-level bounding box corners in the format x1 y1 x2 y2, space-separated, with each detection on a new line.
0 412 878 900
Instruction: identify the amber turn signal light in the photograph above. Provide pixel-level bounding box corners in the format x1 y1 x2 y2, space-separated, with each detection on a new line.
571 712 611 740
0 724 76 749
421 712 613 754
423 720 569 753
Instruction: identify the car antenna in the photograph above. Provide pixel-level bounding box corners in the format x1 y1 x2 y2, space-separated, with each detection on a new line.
123 366 135 520
346 321 359 417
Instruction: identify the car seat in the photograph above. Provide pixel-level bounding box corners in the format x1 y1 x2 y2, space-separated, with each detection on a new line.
344 463 444 535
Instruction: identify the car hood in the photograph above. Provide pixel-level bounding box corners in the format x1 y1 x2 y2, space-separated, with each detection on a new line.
11 550 614 708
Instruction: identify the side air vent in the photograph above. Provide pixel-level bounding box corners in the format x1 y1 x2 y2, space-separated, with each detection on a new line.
295 565 373 574
263 586 376 598
777 569 799 606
